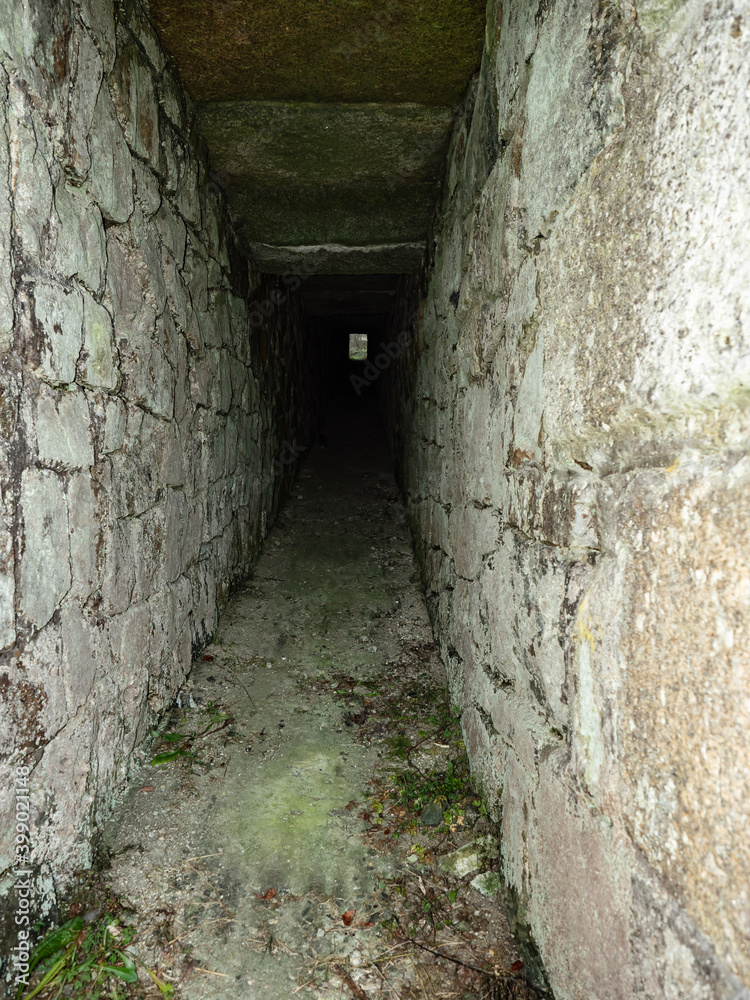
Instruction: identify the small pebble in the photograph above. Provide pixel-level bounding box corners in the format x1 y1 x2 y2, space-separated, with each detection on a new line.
421 801 443 826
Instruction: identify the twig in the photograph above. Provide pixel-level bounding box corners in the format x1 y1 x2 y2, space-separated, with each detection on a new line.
331 964 369 1000
225 664 257 709
166 917 234 945
401 935 545 992
195 967 229 977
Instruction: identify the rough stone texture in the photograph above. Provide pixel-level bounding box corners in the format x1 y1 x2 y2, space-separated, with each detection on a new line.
0 0 323 951
384 0 750 996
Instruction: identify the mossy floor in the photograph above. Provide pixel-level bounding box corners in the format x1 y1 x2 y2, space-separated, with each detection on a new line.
69 386 533 1000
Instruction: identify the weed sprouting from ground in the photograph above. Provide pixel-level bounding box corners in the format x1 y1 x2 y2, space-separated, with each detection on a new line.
322 661 538 1000
18 877 174 1000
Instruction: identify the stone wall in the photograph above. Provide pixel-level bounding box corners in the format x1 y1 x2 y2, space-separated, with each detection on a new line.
0 0 322 932
384 0 750 996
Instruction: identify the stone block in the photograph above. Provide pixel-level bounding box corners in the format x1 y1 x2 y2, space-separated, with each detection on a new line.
523 0 624 238
90 87 134 223
65 24 103 180
157 65 188 133
60 606 98 714
129 506 163 603
139 412 185 488
229 356 246 407
214 349 233 414
4 620 68 756
35 387 94 470
183 246 208 313
175 154 201 229
105 449 155 520
132 159 161 217
127 0 167 74
153 201 188 266
53 183 106 294
524 764 632 1000
154 308 180 368
106 226 158 336
174 333 190 424
7 80 54 261
155 115 179 194
119 333 174 419
102 397 127 453
105 601 151 706
109 41 160 166
512 335 543 463
0 68 13 354
449 505 499 580
180 499 203 573
79 0 116 71
0 524 15 650
225 412 239 476
101 516 135 614
613 462 750 983
164 490 186 583
80 291 118 390
21 280 84 386
67 472 99 601
146 574 192 706
162 247 190 331
19 469 70 628
27 707 97 873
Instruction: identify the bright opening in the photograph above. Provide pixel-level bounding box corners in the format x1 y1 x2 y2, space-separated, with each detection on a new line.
349 333 368 360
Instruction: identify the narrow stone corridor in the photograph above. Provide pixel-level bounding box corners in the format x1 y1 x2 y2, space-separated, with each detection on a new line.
101 387 529 1000
2 0 750 995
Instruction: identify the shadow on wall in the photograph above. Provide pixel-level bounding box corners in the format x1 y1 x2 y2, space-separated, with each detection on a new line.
0 0 327 963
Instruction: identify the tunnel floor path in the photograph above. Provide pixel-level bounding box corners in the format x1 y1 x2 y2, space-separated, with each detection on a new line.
102 391 531 1000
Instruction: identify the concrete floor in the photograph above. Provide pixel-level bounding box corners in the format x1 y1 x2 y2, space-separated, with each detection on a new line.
102 386 528 1000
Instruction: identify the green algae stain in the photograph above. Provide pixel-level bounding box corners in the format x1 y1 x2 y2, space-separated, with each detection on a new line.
219 731 370 897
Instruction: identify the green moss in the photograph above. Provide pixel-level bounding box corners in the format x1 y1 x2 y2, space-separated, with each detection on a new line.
219 733 370 896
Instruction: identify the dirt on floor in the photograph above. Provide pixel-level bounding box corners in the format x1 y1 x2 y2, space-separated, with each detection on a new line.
23 390 539 1000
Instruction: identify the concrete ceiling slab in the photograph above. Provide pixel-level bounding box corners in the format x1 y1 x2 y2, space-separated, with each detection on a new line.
197 101 456 185
147 0 484 275
147 0 485 106
249 242 425 275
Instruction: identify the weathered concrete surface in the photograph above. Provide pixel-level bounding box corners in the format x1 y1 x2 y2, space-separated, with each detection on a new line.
383 0 750 996
198 101 452 252
250 242 426 276
147 0 485 106
0 0 325 953
145 1 485 273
